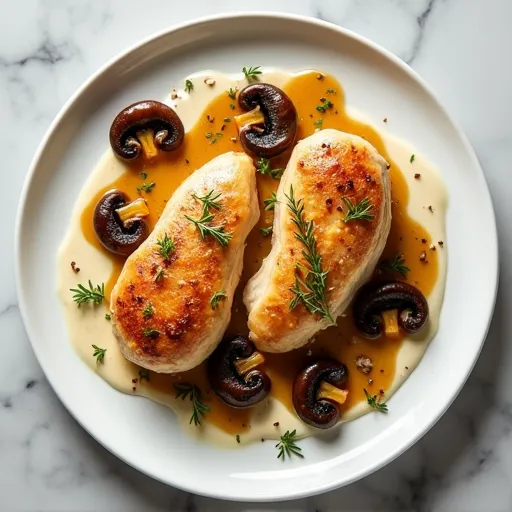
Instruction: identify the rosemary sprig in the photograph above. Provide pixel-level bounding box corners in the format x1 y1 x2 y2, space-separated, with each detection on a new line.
185 204 232 247
155 233 175 261
137 181 155 193
227 87 237 100
276 430 304 460
174 383 210 426
260 226 273 237
242 66 262 81
380 254 410 279
285 186 333 323
192 189 222 210
257 158 284 180
92 345 106 365
210 290 227 310
264 192 278 211
70 281 105 306
185 79 193 93
342 197 375 222
364 388 389 413
142 303 154 319
316 98 333 113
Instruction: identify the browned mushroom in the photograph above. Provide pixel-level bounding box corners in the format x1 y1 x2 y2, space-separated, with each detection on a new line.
109 100 184 161
352 281 429 338
93 190 149 256
207 336 270 408
235 83 297 158
293 359 348 429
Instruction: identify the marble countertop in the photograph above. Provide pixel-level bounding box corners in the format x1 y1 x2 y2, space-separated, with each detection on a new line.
2 0 511 510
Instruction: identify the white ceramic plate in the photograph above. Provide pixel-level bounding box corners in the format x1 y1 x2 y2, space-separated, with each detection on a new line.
15 13 498 502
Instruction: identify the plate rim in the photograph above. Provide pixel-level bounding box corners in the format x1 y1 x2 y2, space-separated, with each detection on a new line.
14 11 499 502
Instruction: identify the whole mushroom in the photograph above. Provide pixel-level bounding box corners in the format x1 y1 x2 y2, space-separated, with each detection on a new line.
352 280 429 338
235 83 297 159
109 100 185 161
293 358 348 429
93 190 149 256
207 336 271 408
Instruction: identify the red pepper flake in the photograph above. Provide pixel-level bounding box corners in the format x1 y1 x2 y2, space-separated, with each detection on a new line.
379 389 385 395
336 205 343 212
132 378 138 384
220 124 226 131
207 114 215 123
438 240 444 247
70 261 80 273
421 238 427 244
380 369 384 373
185 159 190 164
429 244 436 251
386 164 391 170
326 198 333 206
414 173 421 179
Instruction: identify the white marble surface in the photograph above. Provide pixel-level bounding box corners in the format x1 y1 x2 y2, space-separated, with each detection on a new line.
2 0 511 510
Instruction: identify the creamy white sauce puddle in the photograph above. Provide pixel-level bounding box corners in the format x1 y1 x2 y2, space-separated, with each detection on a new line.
57 70 447 445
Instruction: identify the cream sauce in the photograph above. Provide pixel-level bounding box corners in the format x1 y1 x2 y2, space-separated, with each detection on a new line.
57 70 447 445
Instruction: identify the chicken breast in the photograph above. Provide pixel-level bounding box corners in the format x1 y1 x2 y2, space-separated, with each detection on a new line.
244 129 391 353
111 152 259 373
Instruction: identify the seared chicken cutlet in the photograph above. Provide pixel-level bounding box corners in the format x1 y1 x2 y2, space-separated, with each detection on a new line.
244 129 391 353
111 152 259 373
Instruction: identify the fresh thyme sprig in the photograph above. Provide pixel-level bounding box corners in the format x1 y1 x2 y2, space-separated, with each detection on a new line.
227 87 237 100
276 430 304 460
137 181 155 193
174 383 210 426
186 203 232 247
242 66 262 81
210 290 227 310
70 281 105 306
260 226 273 237
342 197 375 222
285 186 333 323
142 303 154 319
155 233 175 261
264 192 278 211
316 98 333 113
92 345 106 365
192 189 222 210
380 254 410 278
257 158 284 180
364 388 389 413
185 79 193 93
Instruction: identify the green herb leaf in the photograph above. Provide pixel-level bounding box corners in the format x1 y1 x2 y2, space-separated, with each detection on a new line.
260 225 273 237
276 430 304 460
210 290 227 310
185 79 193 93
142 303 154 319
242 66 262 81
380 254 410 278
223 117 231 122
285 186 333 323
70 280 105 306
139 369 150 381
155 233 175 261
137 181 156 193
229 103 236 110
314 118 323 130
364 388 388 413
174 383 210 426
210 132 223 145
410 154 415 163
92 344 106 365
264 192 278 211
316 98 333 113
257 158 284 180
154 266 165 282
342 197 375 222
236 434 241 443
227 88 237 100
326 88 337 95
142 327 160 339
139 171 148 180
105 313 111 320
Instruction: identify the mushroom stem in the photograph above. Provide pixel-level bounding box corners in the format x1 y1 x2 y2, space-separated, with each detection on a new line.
234 351 265 376
136 129 158 159
115 198 149 228
317 381 348 405
382 309 399 337
234 105 265 133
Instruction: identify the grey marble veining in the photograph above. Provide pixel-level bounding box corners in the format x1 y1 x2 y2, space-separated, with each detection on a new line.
2 0 512 510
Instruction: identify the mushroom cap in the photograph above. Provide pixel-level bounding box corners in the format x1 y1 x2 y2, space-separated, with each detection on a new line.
207 336 271 408
93 190 149 256
237 83 297 158
109 100 185 160
353 280 429 338
293 358 348 429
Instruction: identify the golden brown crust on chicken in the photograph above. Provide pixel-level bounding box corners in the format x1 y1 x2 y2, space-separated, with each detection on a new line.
244 129 391 353
111 152 259 372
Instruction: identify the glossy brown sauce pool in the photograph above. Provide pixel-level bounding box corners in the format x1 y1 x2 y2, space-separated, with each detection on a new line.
81 71 438 434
